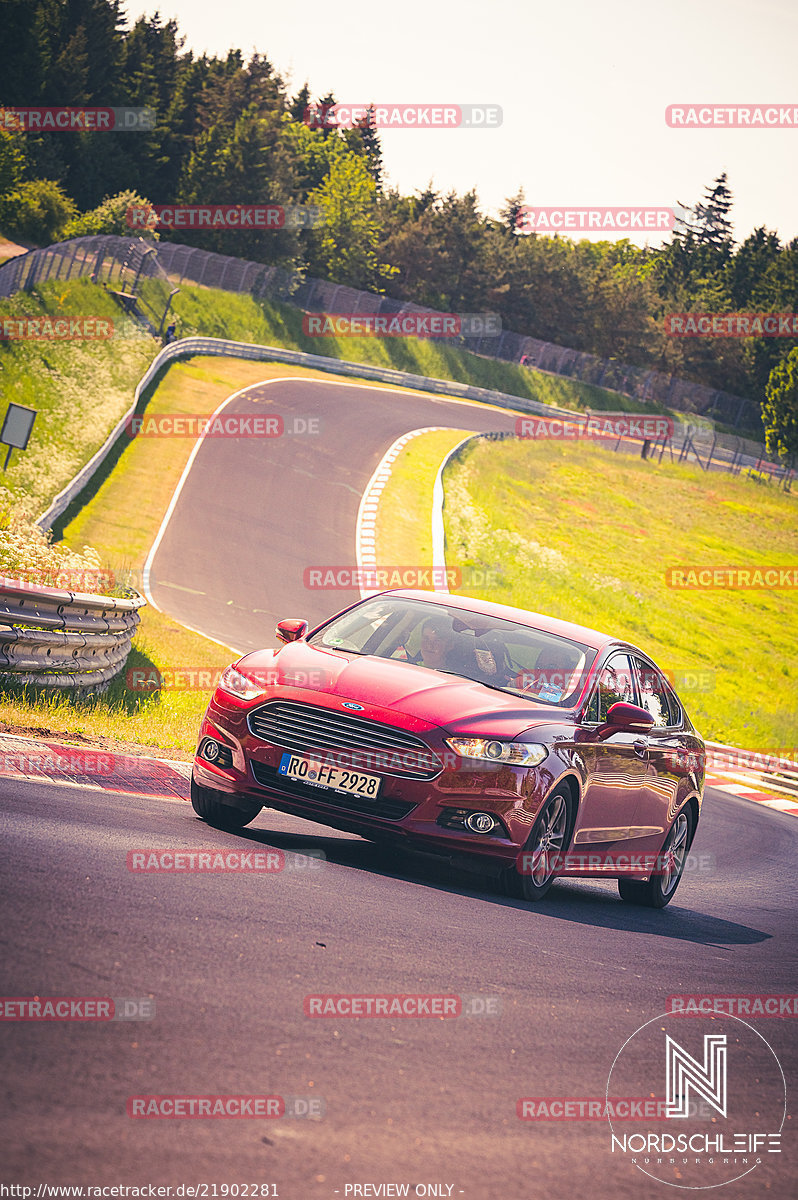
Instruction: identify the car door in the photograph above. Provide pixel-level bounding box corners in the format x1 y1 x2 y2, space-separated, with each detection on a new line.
631 657 693 842
572 652 650 847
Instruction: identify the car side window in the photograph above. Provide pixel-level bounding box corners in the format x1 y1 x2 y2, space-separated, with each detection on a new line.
662 678 683 728
633 659 673 728
588 654 636 723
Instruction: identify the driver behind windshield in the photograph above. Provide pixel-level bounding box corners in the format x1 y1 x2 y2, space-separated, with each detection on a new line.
415 616 458 670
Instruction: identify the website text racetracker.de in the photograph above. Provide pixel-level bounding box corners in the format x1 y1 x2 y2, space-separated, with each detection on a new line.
518 852 715 877
0 1190 280 1199
303 994 500 1017
301 313 501 337
302 566 501 589
125 415 321 438
0 107 155 132
126 204 323 230
303 103 502 129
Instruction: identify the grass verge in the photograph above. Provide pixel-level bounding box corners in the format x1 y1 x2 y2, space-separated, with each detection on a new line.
441 436 797 748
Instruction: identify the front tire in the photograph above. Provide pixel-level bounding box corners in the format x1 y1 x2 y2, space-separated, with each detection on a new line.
190 776 262 830
618 806 693 908
506 786 573 902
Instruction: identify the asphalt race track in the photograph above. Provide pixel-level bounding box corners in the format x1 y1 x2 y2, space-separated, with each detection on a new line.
146 378 518 650
3 378 796 1198
1 776 796 1198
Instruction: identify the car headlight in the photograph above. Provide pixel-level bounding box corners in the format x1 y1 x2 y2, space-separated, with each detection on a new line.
218 664 267 701
445 737 547 766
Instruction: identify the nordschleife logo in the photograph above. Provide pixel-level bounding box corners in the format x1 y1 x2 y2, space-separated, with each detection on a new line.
606 1012 785 1189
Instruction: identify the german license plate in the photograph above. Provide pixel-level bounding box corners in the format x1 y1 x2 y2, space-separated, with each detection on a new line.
278 752 381 798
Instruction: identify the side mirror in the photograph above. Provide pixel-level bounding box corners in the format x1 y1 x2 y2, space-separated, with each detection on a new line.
275 618 309 644
605 701 655 730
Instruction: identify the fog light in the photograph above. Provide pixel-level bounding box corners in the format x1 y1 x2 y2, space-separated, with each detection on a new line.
203 739 221 762
200 738 233 768
465 811 499 834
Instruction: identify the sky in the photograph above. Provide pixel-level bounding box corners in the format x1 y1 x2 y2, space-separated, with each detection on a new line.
125 0 797 248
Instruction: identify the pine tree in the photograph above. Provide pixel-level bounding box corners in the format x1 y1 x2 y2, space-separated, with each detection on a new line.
354 106 383 191
675 173 734 248
499 188 526 238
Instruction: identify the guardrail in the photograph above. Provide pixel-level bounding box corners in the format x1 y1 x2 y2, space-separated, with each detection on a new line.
37 334 790 534
0 578 145 690
705 740 798 797
35 335 586 531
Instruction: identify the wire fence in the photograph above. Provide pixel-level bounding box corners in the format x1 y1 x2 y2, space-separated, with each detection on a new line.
0 235 178 335
0 235 765 432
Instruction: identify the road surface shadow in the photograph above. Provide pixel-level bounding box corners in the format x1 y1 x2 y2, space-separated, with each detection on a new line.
204 814 771 948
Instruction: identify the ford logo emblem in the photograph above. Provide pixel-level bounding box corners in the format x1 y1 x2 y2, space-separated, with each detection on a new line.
342 701 364 710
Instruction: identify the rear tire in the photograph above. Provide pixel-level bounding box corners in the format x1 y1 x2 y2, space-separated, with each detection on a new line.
618 806 693 908
190 776 262 830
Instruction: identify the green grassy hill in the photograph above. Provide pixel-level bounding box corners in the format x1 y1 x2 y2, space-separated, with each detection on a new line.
443 437 798 748
0 275 674 515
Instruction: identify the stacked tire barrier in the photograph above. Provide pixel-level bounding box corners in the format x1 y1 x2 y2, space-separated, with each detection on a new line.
0 578 145 690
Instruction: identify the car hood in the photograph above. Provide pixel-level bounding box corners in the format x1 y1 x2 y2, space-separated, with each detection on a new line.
237 640 572 739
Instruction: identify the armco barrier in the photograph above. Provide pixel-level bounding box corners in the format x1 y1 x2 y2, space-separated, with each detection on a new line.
0 578 145 690
35 336 584 531
36 336 789 534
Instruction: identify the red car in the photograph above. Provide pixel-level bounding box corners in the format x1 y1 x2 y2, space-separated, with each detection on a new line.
191 590 705 907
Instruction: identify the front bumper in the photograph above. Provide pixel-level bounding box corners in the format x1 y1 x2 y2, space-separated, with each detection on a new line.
192 693 558 871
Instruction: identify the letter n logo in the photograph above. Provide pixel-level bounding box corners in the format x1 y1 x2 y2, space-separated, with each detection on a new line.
665 1034 727 1118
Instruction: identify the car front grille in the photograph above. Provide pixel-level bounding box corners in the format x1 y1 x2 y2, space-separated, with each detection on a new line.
248 760 418 821
246 700 442 780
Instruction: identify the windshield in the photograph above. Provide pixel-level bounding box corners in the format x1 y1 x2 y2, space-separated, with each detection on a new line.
309 596 596 706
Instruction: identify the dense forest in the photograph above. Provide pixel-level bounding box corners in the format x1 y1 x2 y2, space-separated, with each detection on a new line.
1 0 797 419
